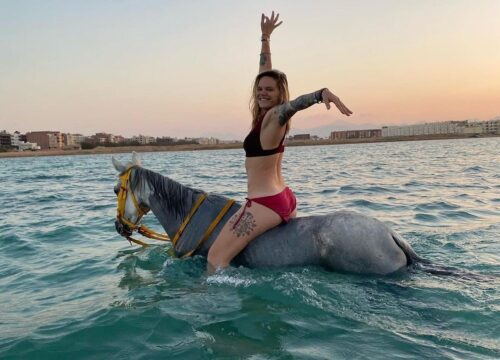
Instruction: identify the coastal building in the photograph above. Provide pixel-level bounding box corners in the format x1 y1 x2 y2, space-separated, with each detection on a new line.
26 131 63 149
380 120 497 137
292 134 311 141
73 134 86 144
90 132 117 144
0 130 12 147
132 135 156 145
17 142 41 151
64 133 77 146
330 129 381 140
156 136 175 145
197 137 219 145
0 130 40 151
10 132 22 147
478 119 500 134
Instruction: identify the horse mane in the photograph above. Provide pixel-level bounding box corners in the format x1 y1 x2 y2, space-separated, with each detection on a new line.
130 167 203 219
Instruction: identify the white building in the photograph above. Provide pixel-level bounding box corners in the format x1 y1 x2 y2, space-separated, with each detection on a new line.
381 120 488 137
197 137 219 145
18 142 41 151
10 132 22 147
132 135 156 144
478 119 500 134
73 134 86 144
47 133 59 148
64 133 86 146
9 132 41 151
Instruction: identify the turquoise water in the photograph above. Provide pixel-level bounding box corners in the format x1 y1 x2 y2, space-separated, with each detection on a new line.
1 138 499 359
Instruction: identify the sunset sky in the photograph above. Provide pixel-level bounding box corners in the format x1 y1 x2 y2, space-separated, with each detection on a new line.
1 0 499 139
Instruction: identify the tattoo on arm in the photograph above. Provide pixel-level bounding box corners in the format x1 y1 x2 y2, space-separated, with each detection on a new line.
259 53 268 67
276 89 324 126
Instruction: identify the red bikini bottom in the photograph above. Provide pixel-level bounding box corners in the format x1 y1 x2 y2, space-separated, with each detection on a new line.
232 187 297 229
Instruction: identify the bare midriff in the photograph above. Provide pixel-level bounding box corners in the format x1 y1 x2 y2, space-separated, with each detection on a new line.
245 152 286 198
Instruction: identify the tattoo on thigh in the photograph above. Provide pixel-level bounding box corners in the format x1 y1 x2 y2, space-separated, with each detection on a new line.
230 212 257 238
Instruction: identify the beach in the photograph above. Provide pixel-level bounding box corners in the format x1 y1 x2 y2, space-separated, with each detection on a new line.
1 133 496 159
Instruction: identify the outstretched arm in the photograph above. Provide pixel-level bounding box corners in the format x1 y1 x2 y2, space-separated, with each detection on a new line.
272 88 353 126
259 11 282 73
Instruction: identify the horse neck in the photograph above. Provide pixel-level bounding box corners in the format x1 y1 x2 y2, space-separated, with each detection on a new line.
131 167 202 237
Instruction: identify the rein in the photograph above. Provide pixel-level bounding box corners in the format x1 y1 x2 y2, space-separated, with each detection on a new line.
116 167 235 257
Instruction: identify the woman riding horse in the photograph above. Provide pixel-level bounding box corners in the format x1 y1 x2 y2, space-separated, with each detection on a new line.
207 12 353 270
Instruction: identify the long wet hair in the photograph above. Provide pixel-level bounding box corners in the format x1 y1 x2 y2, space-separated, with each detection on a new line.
249 69 290 129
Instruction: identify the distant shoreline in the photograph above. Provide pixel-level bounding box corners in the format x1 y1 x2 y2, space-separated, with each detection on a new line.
0 133 497 159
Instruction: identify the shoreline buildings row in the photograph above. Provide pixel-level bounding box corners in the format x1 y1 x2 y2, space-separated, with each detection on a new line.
0 130 223 151
328 119 499 141
2 118 499 152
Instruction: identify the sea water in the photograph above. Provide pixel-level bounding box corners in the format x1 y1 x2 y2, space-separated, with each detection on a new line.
0 138 499 359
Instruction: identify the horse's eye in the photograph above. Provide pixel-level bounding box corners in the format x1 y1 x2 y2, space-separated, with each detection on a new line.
114 184 120 195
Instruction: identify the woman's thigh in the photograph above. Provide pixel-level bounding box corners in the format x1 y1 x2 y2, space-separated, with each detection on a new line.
208 201 282 266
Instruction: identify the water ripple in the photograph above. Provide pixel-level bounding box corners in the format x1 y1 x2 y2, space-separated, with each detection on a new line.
1 138 499 359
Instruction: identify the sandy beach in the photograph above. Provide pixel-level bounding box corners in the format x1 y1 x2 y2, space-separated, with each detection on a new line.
0 133 496 159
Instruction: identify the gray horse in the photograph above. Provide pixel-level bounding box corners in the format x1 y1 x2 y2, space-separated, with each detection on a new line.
112 153 423 275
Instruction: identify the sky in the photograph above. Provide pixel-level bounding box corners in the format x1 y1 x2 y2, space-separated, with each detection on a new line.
1 0 499 139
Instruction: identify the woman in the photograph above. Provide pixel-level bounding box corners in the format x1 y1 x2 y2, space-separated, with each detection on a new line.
207 12 352 270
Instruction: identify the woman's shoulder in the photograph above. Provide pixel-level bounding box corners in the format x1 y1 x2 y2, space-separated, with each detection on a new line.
262 108 288 134
262 106 280 121
262 105 285 125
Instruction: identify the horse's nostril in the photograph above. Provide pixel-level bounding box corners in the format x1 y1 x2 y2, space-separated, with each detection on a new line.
115 219 123 234
115 219 132 237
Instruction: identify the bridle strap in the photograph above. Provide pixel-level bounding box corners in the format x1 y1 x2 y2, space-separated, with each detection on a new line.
171 193 207 246
116 167 170 241
115 167 235 257
181 199 235 258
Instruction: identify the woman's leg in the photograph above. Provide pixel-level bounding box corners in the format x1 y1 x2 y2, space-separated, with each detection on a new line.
207 201 282 270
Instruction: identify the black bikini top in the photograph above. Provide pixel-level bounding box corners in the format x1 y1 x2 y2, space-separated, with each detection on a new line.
243 115 285 157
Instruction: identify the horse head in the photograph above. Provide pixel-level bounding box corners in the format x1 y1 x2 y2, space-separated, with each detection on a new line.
112 152 150 238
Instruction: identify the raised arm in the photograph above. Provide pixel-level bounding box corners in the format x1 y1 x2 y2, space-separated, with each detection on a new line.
271 88 353 126
259 11 282 73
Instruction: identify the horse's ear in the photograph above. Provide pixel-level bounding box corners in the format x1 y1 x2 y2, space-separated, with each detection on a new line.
132 152 141 166
112 157 127 173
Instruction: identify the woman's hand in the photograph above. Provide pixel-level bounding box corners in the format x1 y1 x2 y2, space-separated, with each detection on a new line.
261 11 282 37
321 89 353 116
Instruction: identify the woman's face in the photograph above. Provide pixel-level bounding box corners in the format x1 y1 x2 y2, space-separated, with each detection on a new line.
256 76 280 110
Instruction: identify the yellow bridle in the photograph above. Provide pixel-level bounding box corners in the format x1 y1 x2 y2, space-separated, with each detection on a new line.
115 167 235 257
116 166 171 246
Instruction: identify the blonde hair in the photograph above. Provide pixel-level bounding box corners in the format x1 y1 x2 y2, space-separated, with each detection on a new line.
249 69 290 129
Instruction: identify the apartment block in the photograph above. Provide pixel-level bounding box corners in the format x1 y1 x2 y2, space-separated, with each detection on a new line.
26 131 63 149
330 129 381 140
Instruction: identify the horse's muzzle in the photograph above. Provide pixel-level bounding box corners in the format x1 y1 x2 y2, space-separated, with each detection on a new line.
115 219 133 237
